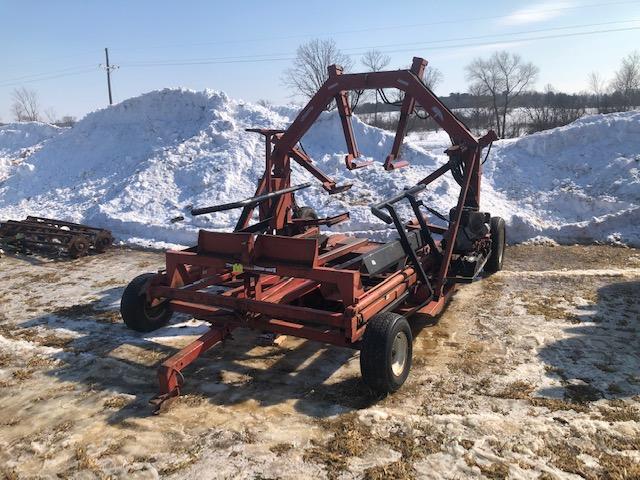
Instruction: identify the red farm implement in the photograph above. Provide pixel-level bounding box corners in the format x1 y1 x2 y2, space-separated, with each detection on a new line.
119 57 503 413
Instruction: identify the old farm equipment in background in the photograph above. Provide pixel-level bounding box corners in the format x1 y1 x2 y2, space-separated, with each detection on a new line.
0 216 113 258
119 57 504 413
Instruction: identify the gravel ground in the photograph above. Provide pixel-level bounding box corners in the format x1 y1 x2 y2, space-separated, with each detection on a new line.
0 245 639 479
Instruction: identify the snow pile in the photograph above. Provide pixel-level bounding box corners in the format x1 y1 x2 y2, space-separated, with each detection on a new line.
485 111 640 245
0 122 64 180
0 90 295 246
0 89 638 248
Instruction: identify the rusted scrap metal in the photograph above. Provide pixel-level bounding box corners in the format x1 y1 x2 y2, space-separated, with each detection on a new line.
0 216 113 258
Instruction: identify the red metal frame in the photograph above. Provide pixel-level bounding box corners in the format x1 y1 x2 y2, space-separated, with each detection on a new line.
142 57 497 412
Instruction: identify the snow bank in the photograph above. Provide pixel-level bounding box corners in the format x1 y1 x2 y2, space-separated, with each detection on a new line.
0 89 637 248
0 122 63 180
485 111 640 246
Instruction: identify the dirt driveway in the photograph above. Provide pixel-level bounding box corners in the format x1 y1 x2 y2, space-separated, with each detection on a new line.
0 245 639 479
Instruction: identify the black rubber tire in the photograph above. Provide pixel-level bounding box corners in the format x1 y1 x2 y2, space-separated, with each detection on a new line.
485 216 506 273
120 273 172 332
68 235 90 258
360 312 413 394
94 231 113 253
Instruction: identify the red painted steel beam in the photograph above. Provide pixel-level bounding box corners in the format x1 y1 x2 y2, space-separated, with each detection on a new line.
289 146 338 192
152 324 234 412
272 58 481 174
244 317 349 346
330 64 366 170
418 163 452 186
385 57 426 170
317 237 369 265
353 266 416 312
155 286 346 327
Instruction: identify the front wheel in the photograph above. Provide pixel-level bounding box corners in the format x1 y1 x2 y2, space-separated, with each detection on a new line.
360 312 413 394
120 273 172 332
485 216 506 273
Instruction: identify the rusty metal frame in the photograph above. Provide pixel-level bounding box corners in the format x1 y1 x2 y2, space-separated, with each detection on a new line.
141 57 497 411
0 216 113 257
235 57 496 235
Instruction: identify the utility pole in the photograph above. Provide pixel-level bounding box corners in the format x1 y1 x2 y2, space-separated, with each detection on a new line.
100 48 119 105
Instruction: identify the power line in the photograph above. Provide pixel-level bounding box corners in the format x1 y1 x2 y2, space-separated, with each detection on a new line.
0 68 97 88
112 0 640 54
119 18 640 67
0 23 638 88
3 0 636 72
3 48 108 71
341 18 640 52
373 26 640 55
0 64 97 84
120 25 640 68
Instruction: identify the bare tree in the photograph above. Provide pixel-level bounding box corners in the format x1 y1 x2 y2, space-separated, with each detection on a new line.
282 38 352 108
465 51 538 138
361 49 391 73
383 64 446 133
391 65 443 103
58 115 77 127
611 50 640 107
44 107 58 124
524 84 585 133
587 71 606 111
414 66 444 131
423 66 444 90
467 83 492 132
361 49 391 125
11 87 41 122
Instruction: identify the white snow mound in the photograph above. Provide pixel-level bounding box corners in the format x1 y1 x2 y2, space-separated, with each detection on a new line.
484 111 640 246
0 122 64 181
0 89 637 248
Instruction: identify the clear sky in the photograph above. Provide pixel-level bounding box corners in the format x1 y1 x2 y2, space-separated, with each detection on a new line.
1 0 639 121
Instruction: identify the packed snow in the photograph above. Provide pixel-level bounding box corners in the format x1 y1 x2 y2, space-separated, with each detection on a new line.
0 88 638 248
0 122 63 181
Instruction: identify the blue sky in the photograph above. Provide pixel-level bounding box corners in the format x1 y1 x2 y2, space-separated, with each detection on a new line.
1 0 639 121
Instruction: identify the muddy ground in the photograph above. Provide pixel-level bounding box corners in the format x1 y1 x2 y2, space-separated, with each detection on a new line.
0 245 639 479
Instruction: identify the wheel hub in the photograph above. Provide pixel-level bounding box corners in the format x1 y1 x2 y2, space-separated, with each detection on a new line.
143 299 168 321
391 331 408 376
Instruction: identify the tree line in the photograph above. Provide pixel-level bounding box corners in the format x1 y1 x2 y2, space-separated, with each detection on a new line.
281 39 640 138
4 86 76 126
4 40 638 138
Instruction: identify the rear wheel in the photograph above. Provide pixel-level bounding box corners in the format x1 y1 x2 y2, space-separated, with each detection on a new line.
94 231 113 253
485 216 506 273
120 273 172 332
360 312 413 394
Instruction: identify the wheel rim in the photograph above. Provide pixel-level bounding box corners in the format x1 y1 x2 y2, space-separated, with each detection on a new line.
391 331 409 377
143 299 167 322
69 237 88 257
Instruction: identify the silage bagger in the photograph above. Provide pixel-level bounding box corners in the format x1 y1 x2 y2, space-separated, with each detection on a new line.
119 57 503 413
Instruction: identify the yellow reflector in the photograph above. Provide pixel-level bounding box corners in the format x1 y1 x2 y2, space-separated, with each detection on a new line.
232 263 244 274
